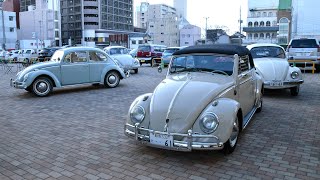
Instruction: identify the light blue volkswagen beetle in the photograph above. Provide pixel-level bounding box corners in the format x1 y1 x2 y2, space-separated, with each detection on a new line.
10 47 127 97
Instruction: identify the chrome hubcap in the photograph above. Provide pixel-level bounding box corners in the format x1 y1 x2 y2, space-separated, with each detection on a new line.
229 118 239 147
36 82 48 93
108 75 117 84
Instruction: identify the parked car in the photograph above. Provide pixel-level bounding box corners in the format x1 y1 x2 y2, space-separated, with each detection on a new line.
161 47 185 65
10 47 126 97
136 44 167 66
124 45 263 154
287 38 320 72
104 46 140 73
17 49 38 63
129 48 137 58
248 43 304 96
38 47 61 62
5 50 21 61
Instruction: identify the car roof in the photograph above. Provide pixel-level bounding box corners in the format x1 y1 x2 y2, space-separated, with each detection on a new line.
173 44 250 56
246 43 283 50
165 47 182 49
59 46 104 53
104 46 126 49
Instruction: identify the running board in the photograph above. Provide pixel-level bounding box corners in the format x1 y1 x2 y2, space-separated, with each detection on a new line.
243 107 257 129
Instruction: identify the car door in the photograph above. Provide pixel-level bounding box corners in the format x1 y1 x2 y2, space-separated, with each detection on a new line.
61 51 90 85
88 51 109 82
238 56 256 120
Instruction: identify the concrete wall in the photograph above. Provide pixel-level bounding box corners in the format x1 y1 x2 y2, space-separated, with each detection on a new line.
180 25 201 46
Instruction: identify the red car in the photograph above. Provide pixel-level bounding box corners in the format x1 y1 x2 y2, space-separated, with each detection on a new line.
137 44 167 66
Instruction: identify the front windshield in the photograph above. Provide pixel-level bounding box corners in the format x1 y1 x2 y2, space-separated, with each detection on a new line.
50 50 64 62
250 46 286 59
169 54 234 75
109 48 128 55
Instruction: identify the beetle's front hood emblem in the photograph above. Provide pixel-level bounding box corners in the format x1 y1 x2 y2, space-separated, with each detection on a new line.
254 58 289 81
149 74 231 133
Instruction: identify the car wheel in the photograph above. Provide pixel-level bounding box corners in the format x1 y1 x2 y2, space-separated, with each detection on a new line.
256 96 263 113
134 69 138 74
150 59 153 67
104 71 120 88
290 85 299 96
223 116 239 154
25 86 32 92
32 77 53 97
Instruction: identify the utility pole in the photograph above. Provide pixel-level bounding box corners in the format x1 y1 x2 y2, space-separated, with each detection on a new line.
1 7 6 50
238 7 243 45
204 17 209 40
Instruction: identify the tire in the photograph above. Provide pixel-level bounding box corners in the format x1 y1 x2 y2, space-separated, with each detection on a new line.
223 116 240 154
134 68 138 74
32 77 53 97
25 86 32 92
256 96 263 113
290 85 299 96
104 71 120 88
150 59 153 67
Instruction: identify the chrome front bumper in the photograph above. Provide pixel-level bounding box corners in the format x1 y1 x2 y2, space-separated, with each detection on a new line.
264 80 304 89
124 123 224 152
10 79 26 89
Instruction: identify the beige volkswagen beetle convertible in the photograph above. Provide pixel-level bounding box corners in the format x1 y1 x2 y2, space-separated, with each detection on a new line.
124 45 263 154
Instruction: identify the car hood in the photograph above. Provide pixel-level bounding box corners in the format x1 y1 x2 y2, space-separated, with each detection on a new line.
149 73 233 133
254 58 289 81
111 54 134 66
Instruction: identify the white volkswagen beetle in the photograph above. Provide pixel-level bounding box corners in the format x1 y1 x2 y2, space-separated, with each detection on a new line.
124 45 263 154
247 44 303 96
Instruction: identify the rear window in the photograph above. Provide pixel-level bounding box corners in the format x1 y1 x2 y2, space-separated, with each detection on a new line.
138 45 151 52
290 39 318 48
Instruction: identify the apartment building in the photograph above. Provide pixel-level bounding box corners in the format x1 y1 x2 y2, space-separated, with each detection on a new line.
2 0 20 28
173 0 187 19
0 11 18 50
60 0 134 47
180 24 201 46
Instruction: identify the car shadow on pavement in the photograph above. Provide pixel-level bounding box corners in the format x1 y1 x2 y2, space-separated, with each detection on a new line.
263 89 298 99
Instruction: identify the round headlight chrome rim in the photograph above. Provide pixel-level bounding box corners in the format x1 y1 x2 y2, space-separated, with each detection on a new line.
291 71 299 79
130 105 146 124
199 113 219 134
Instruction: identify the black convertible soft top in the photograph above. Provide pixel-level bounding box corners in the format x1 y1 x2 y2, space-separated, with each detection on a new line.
173 44 250 56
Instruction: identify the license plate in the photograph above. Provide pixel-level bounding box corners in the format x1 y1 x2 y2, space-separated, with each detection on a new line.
150 133 173 147
270 80 283 86
140 60 145 63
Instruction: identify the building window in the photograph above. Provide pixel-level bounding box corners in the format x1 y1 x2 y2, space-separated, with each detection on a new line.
9 16 14 21
161 41 164 43
254 22 259 27
251 12 255 17
161 24 164 27
248 34 252 39
10 27 14 32
268 12 273 17
257 12 261 17
185 42 189 45
187 34 191 37
260 33 264 39
182 34 185 38
150 25 154 28
138 40 143 44
266 21 271 27
248 22 252 27
260 21 264 27
266 33 271 39
263 12 267 17
254 33 258 39
132 40 136 44
161 32 164 35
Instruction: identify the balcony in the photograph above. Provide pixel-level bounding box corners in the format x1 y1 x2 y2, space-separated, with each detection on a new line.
83 9 99 15
243 26 279 32
84 17 99 22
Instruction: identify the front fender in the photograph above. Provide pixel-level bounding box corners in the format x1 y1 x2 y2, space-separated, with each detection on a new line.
192 98 241 143
24 70 62 88
125 93 153 131
100 65 126 83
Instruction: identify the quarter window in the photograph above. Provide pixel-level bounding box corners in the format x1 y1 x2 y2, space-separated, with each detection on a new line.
238 56 250 73
89 51 105 61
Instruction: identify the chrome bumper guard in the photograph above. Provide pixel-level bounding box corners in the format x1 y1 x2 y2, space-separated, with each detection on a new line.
125 123 224 151
10 79 25 89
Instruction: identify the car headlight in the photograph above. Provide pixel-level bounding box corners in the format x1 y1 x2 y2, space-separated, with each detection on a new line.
134 59 139 65
130 105 145 124
291 71 299 79
199 113 219 134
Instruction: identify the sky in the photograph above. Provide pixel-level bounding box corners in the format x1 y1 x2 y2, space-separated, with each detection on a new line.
134 0 248 36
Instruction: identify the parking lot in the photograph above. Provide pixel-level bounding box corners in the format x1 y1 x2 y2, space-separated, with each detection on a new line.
0 65 319 180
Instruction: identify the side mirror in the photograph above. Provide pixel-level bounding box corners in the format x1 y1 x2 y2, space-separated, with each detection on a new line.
158 66 162 73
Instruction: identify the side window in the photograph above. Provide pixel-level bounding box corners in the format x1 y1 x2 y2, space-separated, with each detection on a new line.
96 52 108 61
89 51 103 62
64 51 87 63
238 55 250 74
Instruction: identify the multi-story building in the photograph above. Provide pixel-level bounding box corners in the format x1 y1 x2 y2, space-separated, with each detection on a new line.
243 0 279 44
136 2 149 29
60 0 134 47
20 0 36 12
0 10 17 50
18 0 61 47
173 0 187 19
291 0 320 39
179 24 201 46
2 0 20 28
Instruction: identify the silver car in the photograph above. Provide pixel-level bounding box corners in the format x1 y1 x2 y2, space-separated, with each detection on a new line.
124 45 263 154
104 46 140 73
10 47 126 97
